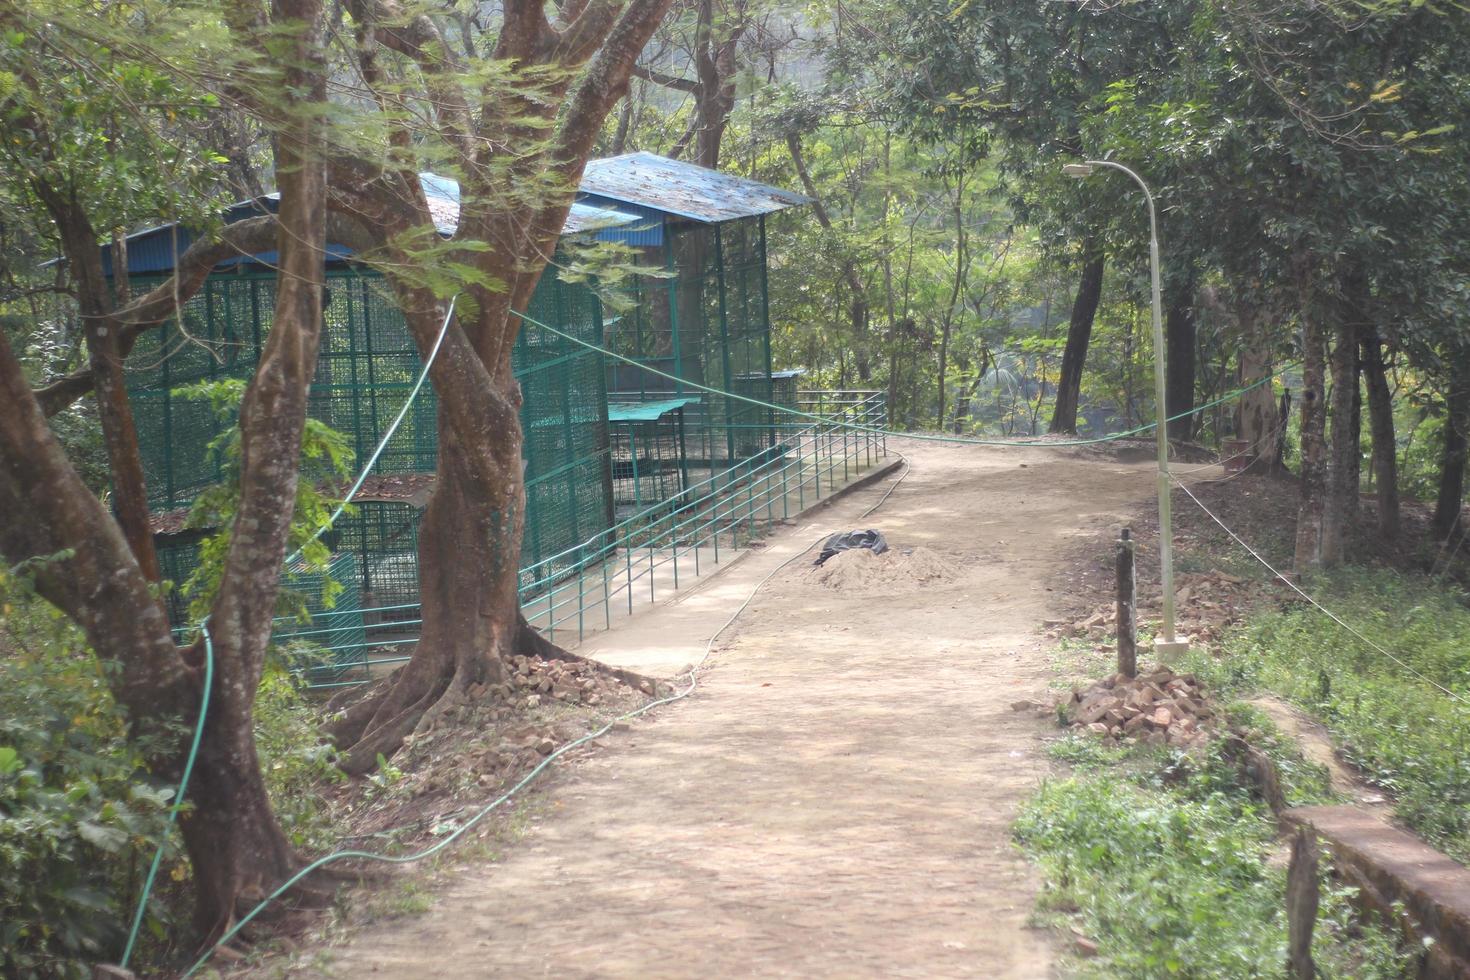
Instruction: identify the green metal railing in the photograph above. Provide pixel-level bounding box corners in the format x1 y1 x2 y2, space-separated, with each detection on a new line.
290 389 888 688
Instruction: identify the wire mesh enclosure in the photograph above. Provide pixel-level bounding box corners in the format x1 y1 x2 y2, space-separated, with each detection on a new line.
129 263 613 627
116 152 835 686
607 398 695 518
599 215 779 491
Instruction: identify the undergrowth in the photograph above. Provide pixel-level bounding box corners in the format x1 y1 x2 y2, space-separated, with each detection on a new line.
0 568 340 977
1182 567 1470 862
1019 734 1414 978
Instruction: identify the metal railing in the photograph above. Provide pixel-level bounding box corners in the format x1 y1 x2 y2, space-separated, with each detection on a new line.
285 389 889 688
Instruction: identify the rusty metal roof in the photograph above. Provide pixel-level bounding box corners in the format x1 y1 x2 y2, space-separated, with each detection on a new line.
579 152 811 224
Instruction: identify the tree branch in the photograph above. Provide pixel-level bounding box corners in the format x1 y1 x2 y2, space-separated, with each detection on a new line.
631 63 700 94
33 213 378 417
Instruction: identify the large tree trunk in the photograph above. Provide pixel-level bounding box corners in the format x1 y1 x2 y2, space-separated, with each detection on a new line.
324 0 674 771
1165 286 1197 442
1320 319 1360 564
1294 266 1328 571
1236 326 1279 472
1433 356 1470 544
183 24 331 927
28 184 162 584
3 0 338 942
1361 328 1399 542
1048 247 1104 434
1234 302 1281 476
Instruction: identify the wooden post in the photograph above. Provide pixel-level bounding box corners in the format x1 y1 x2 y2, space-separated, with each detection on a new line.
1116 527 1137 679
1286 826 1321 979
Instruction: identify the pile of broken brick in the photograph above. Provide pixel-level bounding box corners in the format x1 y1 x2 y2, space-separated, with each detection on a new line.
1062 666 1215 750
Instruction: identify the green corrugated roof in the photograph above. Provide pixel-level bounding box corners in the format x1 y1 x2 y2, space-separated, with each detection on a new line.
607 396 702 422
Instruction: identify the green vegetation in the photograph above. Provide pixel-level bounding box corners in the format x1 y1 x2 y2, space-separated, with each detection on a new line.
0 565 339 973
1184 568 1470 862
0 578 177 978
1019 735 1413 978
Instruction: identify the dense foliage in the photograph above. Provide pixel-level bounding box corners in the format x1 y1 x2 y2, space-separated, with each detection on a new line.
0 574 177 978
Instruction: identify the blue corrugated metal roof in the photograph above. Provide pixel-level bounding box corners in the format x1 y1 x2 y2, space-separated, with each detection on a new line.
98 174 639 276
92 154 806 276
578 152 811 224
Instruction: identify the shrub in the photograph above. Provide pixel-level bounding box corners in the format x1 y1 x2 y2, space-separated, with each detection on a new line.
1 567 342 976
1188 568 1470 860
1017 741 1414 978
0 580 179 978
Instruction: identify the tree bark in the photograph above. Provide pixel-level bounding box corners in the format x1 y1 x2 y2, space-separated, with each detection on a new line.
1433 356 1469 544
180 5 332 929
327 0 675 769
27 182 163 584
1048 246 1104 434
1235 302 1279 472
637 0 746 169
1321 318 1359 565
8 0 332 940
1165 286 1197 442
1294 264 1328 571
1360 328 1399 542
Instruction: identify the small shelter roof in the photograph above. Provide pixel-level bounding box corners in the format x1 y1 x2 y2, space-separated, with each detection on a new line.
97 175 639 277
579 152 811 224
607 396 702 422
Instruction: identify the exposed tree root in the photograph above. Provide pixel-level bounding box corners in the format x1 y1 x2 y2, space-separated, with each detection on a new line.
326 612 668 776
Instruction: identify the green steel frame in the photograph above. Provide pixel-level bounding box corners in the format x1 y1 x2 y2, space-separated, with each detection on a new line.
132 263 612 627
602 214 777 490
295 390 888 688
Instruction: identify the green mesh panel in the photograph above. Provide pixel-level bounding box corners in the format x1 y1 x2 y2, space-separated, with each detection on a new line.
609 409 689 518
130 262 613 612
274 552 368 682
602 215 777 488
515 275 612 581
156 541 367 680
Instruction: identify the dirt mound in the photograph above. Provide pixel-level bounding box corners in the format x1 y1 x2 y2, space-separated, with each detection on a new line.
806 545 959 592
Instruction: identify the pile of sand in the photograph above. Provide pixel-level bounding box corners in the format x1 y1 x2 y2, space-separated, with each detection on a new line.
806 546 959 592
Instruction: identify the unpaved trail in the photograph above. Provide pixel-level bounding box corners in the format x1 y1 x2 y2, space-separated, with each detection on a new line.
303 442 1165 979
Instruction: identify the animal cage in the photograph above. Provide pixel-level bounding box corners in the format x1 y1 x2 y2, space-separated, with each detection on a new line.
607 397 697 518
579 153 810 492
129 262 613 624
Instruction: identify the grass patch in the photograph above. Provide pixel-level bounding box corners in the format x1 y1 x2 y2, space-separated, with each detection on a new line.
1019 737 1413 978
1181 567 1470 861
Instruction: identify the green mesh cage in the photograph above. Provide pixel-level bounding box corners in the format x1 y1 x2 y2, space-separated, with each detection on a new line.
607 400 693 519
273 553 369 683
157 540 367 680
130 262 613 621
601 215 778 491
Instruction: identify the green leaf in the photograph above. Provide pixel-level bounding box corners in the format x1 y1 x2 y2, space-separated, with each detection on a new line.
76 820 128 853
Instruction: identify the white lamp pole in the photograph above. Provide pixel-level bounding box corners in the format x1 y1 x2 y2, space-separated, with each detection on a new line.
1063 159 1187 656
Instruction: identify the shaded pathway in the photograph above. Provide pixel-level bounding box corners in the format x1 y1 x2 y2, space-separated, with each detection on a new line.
302 442 1162 979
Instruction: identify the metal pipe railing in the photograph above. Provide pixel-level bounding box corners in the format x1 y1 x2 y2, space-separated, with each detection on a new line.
293 388 891 685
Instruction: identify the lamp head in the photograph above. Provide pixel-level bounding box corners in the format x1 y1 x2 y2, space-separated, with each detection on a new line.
1062 163 1095 178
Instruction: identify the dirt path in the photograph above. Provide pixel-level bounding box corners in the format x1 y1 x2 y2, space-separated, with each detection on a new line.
302 441 1165 979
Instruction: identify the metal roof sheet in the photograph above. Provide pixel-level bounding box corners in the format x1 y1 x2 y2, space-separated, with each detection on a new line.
96 174 639 276
607 396 702 422
579 152 811 224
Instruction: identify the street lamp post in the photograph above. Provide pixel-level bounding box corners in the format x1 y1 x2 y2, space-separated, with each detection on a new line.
1063 159 1188 657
